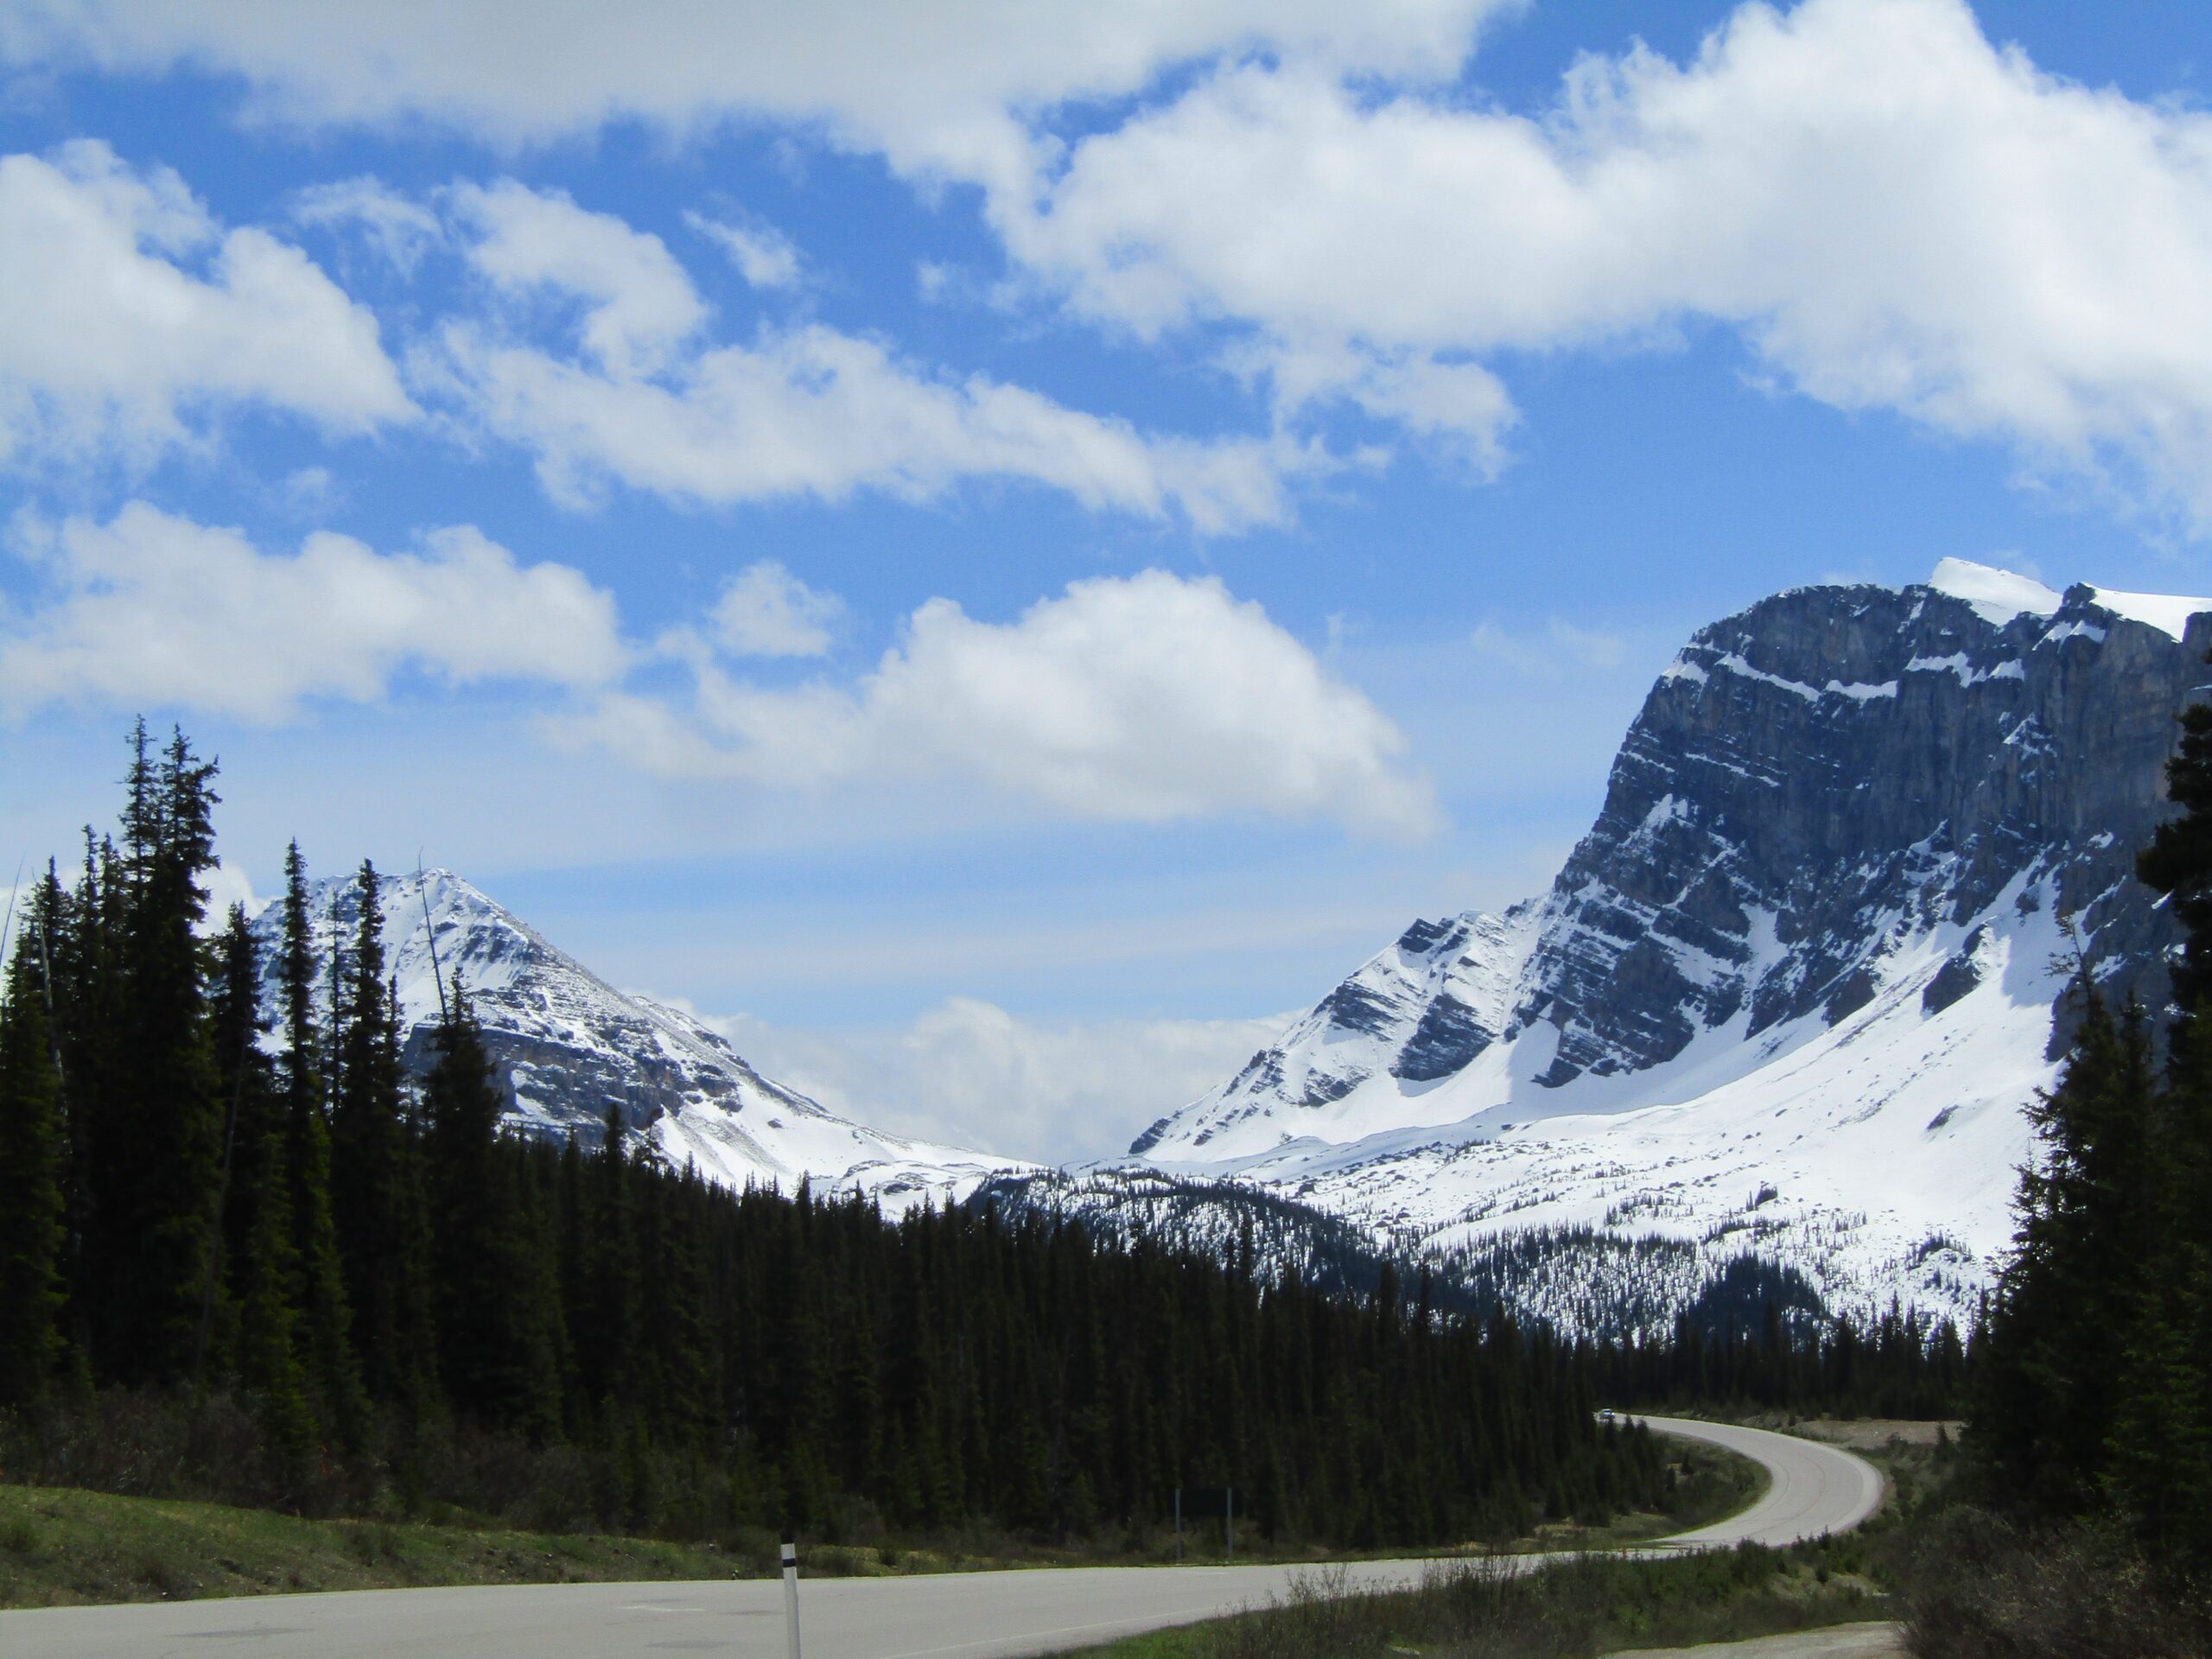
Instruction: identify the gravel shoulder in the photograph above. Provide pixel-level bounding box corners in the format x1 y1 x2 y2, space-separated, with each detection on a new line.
1609 1624 1904 1658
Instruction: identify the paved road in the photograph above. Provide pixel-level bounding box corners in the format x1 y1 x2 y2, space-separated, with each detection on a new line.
1630 1415 1886 1549
0 1417 1882 1659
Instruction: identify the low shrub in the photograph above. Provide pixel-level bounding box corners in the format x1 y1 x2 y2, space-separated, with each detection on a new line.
1897 1508 2212 1659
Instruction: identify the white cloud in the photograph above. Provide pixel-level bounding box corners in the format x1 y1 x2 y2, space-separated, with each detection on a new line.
290 174 442 273
29 2 2212 524
0 141 412 466
0 503 626 720
440 314 1304 528
0 3 1514 191
702 560 842 658
566 569 1436 836
686 209 801 289
1005 0 2212 521
703 997 1290 1162
423 178 1300 529
451 179 704 378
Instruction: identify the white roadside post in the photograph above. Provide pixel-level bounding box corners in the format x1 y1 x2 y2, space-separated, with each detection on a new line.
781 1535 802 1659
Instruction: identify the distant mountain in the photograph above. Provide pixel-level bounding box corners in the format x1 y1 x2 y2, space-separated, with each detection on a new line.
1111 561 2209 1325
252 868 1025 1208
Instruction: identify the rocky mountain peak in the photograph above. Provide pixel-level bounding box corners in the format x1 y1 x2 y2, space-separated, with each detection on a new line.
252 868 1021 1207
1113 564 2208 1323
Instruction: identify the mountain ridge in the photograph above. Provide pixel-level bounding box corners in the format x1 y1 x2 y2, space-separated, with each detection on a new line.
251 868 1027 1210
1106 561 2210 1325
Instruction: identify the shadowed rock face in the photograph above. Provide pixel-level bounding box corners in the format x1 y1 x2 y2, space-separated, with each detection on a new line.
1529 580 2196 1084
1140 575 2203 1155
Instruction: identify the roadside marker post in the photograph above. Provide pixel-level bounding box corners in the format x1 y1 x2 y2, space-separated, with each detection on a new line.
781 1536 801 1659
1173 1487 1235 1563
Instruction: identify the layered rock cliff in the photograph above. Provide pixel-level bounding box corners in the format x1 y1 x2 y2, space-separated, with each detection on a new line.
1118 562 2208 1324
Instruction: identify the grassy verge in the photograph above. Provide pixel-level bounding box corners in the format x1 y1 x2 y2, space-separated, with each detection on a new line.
0 1435 1767 1612
0 1482 754 1609
1055 1422 1927 1658
0 1484 1128 1609
1058 1540 1891 1658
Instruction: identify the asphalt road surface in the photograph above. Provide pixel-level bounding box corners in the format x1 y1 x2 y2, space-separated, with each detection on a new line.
0 1415 1884 1659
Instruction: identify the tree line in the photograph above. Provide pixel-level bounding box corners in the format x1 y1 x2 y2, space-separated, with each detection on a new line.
1590 1299 1972 1421
0 721 1684 1547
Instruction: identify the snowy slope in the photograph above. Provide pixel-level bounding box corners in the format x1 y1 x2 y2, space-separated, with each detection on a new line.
254 869 1025 1210
1113 562 2211 1325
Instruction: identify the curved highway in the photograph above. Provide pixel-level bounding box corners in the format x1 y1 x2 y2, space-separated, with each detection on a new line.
1630 1416 1885 1550
0 1418 1883 1659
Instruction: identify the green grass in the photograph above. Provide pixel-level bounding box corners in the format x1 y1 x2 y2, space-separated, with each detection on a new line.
1050 1427 1910 1658
1058 1541 1892 1659
0 1482 767 1609
0 1482 1200 1608
0 1426 1770 1612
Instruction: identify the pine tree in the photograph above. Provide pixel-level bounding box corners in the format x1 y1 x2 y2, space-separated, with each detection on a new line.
424 982 558 1438
2120 693 2212 1567
0 889 69 1407
329 861 433 1414
102 727 227 1384
1970 973 2164 1523
276 843 366 1452
208 906 315 1469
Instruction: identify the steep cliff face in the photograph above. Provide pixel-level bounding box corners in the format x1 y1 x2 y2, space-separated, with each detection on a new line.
1529 569 2189 1083
252 869 1021 1207
1121 563 2208 1320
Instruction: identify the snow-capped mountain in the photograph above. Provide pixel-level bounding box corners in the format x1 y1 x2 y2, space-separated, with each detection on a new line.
1118 561 2210 1325
252 868 1024 1209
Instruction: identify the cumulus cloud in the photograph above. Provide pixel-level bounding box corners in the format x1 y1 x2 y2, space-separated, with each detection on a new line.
0 503 626 720
566 569 1436 836
699 561 842 658
26 3 2212 522
1005 0 2212 520
702 997 1290 1162
0 141 412 466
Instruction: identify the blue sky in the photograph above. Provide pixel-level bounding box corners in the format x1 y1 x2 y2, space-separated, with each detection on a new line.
3 0 2209 1158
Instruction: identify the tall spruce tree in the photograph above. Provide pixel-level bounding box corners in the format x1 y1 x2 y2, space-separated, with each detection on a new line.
105 727 226 1384
208 906 315 1466
2120 685 2212 1566
0 885 69 1407
1970 981 2162 1517
329 861 433 1413
424 983 559 1439
1969 675 2212 1573
276 843 366 1452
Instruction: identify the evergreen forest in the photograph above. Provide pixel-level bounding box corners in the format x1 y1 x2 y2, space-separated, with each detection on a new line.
0 722 1750 1550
